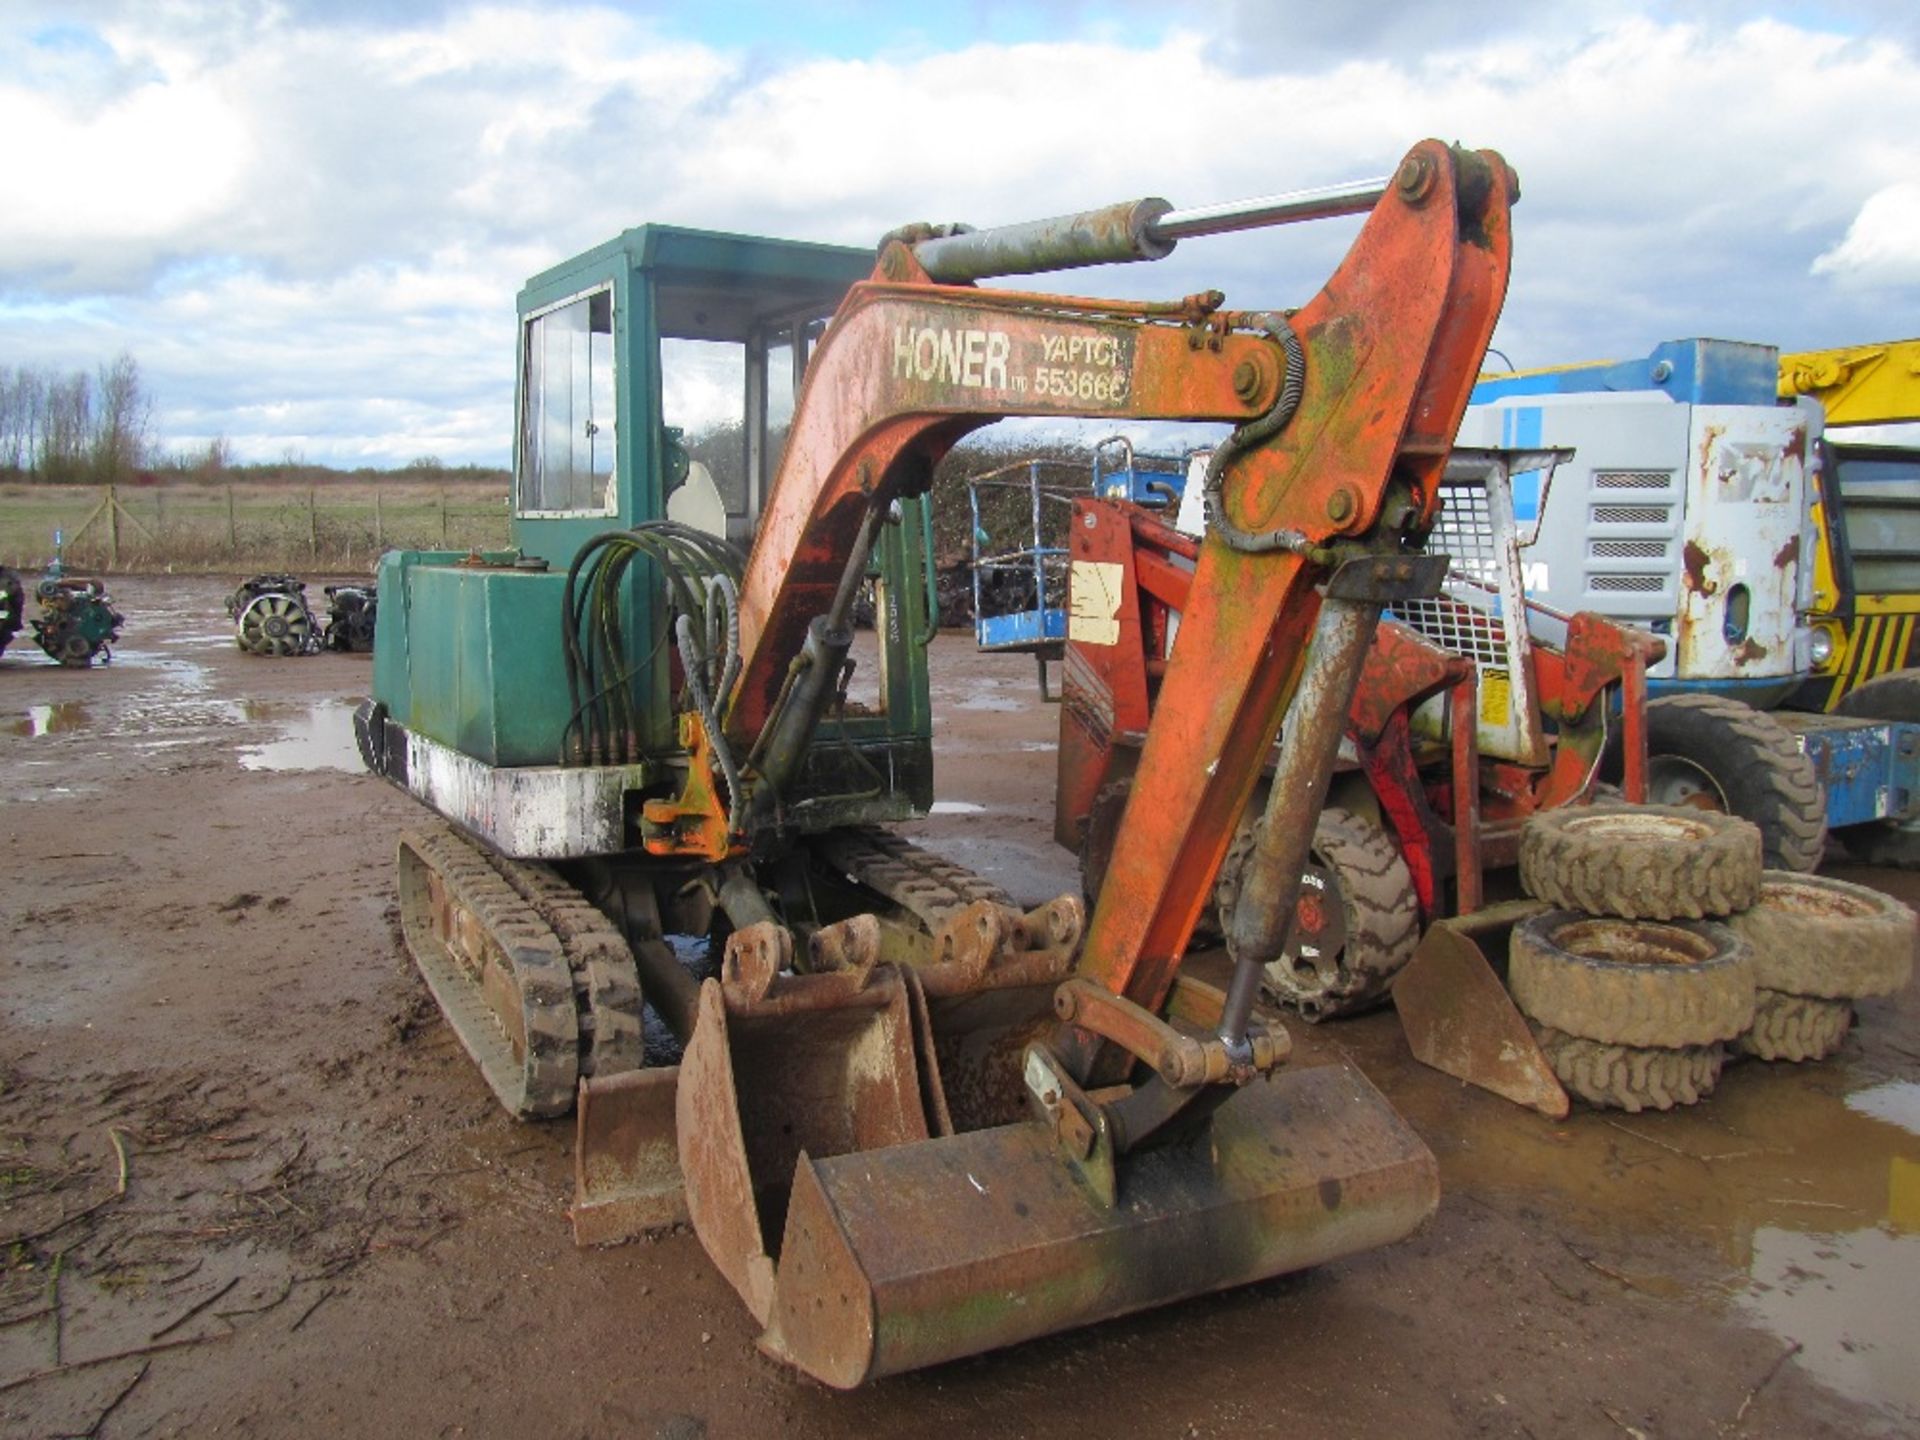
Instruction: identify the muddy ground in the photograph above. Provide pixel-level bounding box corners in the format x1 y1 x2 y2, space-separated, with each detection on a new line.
2 575 1916 1440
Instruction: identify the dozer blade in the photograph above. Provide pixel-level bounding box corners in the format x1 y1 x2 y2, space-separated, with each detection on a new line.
1394 901 1568 1118
677 971 1438 1388
573 1068 688 1246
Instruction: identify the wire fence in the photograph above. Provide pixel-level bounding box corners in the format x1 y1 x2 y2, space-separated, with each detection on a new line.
0 481 512 573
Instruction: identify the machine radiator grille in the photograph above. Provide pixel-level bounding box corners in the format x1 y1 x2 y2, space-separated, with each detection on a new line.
1394 596 1510 666
1591 504 1673 525
1590 538 1669 559
1589 574 1666 593
1594 470 1674 490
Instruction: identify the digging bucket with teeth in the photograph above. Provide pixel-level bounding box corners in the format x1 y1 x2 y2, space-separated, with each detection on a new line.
664 905 1437 1388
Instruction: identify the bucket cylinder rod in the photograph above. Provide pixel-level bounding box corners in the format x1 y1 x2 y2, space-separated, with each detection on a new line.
1219 595 1383 1051
910 175 1392 283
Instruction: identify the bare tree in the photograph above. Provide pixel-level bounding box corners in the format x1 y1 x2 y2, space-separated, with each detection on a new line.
90 351 151 483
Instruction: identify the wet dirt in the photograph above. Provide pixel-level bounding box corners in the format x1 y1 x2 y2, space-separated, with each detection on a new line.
2 575 1917 1438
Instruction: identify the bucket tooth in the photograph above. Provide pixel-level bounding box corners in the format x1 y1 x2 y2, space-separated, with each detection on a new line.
1394 901 1569 1118
757 1061 1438 1388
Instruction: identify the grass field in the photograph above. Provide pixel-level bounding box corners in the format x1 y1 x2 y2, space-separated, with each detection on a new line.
0 480 511 573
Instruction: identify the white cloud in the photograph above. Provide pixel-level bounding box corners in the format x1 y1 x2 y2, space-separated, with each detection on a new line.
1813 182 1920 286
0 3 1915 465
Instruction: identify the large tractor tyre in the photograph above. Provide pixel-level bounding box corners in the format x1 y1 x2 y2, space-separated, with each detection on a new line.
1215 807 1420 1022
1723 871 1917 999
1734 990 1854 1063
1629 693 1827 873
1833 667 1920 724
1508 910 1755 1049
0 567 23 656
1531 1025 1725 1113
1519 804 1763 920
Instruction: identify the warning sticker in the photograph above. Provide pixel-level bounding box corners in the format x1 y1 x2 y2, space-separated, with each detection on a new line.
1068 561 1124 646
1479 667 1511 727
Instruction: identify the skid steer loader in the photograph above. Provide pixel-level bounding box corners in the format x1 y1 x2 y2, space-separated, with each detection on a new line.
357 139 1516 1385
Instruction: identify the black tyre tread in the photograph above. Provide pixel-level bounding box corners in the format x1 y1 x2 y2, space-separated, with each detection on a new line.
1533 1025 1724 1112
1724 871 1917 999
1251 807 1419 1020
1509 910 1755 1047
1833 667 1920 724
1520 803 1762 919
1642 693 1826 872
1735 988 1853 1062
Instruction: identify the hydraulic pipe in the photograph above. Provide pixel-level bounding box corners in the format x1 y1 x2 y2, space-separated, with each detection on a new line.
1218 596 1383 1051
909 174 1392 283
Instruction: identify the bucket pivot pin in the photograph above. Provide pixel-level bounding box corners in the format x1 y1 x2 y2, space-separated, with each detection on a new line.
1026 978 1291 1205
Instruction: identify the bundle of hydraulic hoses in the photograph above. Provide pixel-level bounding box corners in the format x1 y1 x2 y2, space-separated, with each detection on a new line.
561 522 746 768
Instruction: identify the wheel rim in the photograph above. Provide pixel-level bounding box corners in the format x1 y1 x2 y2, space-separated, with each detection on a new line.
1645 754 1729 814
1560 808 1722 843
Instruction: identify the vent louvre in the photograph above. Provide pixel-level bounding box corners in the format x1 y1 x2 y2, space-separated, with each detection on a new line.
1592 504 1672 525
1589 539 1669 559
1594 470 1674 490
1589 574 1666 593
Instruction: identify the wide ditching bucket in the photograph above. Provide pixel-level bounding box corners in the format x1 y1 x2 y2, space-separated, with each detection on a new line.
669 940 1438 1388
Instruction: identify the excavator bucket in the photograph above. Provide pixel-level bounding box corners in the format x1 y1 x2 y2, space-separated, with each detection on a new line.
673 965 1438 1388
572 1067 687 1244
1394 900 1569 1117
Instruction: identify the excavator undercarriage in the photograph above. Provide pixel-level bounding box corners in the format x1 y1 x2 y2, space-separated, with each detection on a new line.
362 137 1517 1385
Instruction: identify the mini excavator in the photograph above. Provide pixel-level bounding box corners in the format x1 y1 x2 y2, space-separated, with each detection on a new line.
357 138 1516 1386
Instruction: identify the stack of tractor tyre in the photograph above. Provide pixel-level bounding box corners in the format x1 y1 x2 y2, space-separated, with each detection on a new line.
1511 805 1916 1112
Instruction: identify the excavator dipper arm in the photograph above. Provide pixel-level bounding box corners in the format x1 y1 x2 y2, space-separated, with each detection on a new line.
657 139 1516 1386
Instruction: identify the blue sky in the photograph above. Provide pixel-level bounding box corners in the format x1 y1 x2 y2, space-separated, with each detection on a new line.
1 1 1915 466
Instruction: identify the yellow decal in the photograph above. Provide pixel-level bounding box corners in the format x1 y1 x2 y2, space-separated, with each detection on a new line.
1479 667 1512 727
1068 561 1125 646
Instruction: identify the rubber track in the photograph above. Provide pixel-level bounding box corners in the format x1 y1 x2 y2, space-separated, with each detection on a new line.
1533 1025 1724 1112
1519 804 1762 919
1646 693 1826 872
818 826 1013 932
1243 808 1419 1021
1508 911 1755 1048
482 851 647 1079
1735 988 1853 1063
398 828 578 1118
1724 870 1918 999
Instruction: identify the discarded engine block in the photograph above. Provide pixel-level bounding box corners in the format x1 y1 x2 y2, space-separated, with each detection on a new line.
32 576 125 667
228 574 320 657
322 584 377 653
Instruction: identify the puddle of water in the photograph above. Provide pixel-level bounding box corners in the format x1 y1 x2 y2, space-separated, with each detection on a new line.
1020 740 1058 752
929 800 985 814
1848 1080 1920 1137
1416 1060 1920 1422
1740 1222 1920 1424
236 699 364 773
8 701 92 737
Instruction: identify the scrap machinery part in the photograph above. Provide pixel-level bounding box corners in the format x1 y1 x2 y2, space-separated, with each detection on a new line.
228 574 321 657
0 566 23 657
30 576 124 667
369 136 1516 1388
322 583 377 652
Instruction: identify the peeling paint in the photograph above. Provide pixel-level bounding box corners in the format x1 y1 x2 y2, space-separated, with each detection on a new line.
1682 540 1717 596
